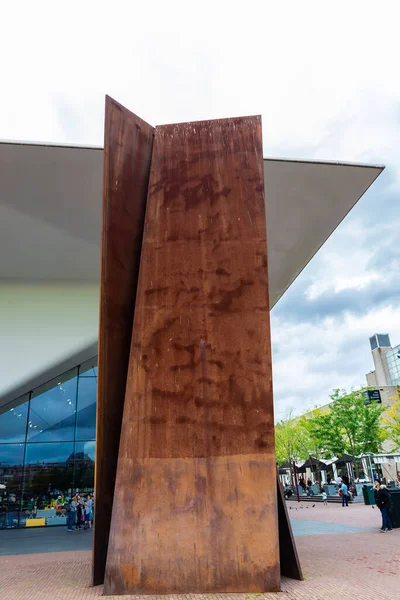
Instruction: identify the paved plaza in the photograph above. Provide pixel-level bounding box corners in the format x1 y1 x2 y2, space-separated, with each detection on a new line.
0 502 399 600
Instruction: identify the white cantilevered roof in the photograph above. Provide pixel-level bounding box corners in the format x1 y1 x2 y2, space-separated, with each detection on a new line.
0 141 384 304
0 140 384 403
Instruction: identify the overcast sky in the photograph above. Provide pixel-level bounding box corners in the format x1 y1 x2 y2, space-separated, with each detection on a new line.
2 1 400 419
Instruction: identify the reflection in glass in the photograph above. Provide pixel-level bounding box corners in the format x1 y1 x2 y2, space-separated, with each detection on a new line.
0 398 29 443
28 376 77 442
76 377 96 440
0 444 24 529
0 443 24 492
74 441 95 493
24 443 74 501
0 357 99 528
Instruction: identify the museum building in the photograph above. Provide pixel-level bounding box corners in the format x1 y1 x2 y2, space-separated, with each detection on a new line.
0 139 383 528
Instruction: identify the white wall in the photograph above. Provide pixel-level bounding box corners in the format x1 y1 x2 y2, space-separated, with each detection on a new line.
0 282 99 403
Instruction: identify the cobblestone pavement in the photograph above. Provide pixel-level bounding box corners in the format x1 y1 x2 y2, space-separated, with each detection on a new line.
1 503 399 600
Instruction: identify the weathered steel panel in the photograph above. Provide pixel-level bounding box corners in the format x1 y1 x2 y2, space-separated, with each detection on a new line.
93 96 154 586
104 115 280 594
277 475 303 581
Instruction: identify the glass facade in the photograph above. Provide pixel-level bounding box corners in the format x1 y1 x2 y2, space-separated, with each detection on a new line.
0 358 97 529
385 345 400 386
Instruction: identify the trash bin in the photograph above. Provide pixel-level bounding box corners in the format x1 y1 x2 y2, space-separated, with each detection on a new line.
362 484 375 505
388 488 400 529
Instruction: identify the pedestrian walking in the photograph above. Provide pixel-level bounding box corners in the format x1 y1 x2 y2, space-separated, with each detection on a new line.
322 490 328 506
341 481 349 507
374 481 393 533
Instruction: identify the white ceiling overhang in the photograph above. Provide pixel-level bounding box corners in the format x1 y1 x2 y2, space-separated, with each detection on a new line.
0 140 384 404
0 141 383 302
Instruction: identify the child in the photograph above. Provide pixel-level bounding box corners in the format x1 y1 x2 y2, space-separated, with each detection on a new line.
322 490 328 506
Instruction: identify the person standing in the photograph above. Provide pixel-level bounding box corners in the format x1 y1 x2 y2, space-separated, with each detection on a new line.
322 490 328 506
65 497 76 532
84 495 93 530
75 495 83 529
341 481 349 507
374 481 393 533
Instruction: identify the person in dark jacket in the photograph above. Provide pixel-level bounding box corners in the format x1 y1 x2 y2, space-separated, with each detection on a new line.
374 481 393 532
65 497 76 532
75 495 83 529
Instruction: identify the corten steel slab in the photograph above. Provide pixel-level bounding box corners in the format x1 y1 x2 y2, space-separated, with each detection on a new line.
93 96 154 586
277 475 303 581
104 116 280 594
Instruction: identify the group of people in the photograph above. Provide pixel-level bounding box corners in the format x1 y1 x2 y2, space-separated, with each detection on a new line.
65 494 93 532
298 477 315 496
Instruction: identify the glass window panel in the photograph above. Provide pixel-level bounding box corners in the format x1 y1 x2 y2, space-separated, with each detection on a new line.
76 377 97 441
79 366 97 377
79 358 98 377
74 441 95 494
370 335 378 351
0 444 24 528
0 396 29 443
377 334 391 348
28 372 78 442
0 443 24 490
24 443 74 504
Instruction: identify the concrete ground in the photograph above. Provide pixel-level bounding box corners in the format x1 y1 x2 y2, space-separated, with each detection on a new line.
0 525 93 556
0 502 399 599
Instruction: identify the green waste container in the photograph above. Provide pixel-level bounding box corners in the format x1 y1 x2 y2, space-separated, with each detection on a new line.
362 484 375 505
388 488 400 529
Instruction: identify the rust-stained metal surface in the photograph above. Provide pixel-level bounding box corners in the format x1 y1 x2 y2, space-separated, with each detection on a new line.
93 96 154 586
104 116 280 594
277 475 303 581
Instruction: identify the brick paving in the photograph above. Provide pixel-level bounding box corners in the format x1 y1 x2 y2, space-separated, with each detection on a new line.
1 502 399 600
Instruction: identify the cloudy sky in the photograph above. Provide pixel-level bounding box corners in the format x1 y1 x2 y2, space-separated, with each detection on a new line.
2 1 400 419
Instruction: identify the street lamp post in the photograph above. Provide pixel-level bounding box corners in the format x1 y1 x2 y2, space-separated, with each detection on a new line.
293 461 300 502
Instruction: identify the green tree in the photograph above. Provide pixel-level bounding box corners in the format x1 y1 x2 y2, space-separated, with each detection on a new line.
382 389 400 451
298 410 336 459
308 388 385 459
275 409 321 485
276 410 302 464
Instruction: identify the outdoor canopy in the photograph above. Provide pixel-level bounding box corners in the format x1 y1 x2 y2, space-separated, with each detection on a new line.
296 457 328 472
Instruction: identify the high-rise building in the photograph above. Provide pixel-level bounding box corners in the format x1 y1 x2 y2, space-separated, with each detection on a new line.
366 333 400 386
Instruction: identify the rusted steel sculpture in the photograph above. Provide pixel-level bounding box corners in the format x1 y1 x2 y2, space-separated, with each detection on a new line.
277 473 303 580
93 96 154 586
95 97 301 593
